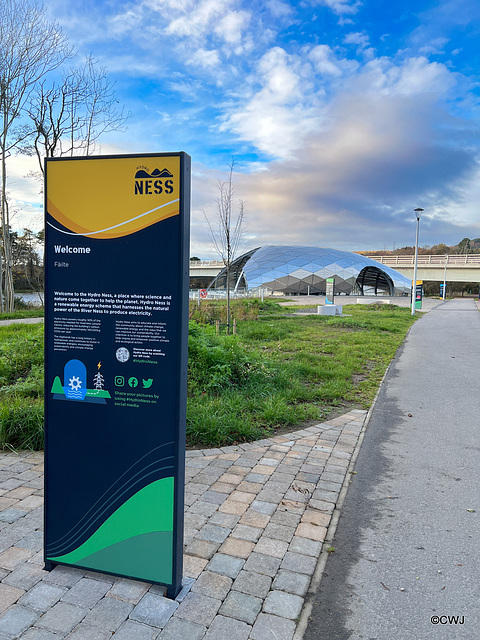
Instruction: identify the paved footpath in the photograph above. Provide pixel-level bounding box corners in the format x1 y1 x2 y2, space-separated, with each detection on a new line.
0 409 367 639
302 298 480 639
0 319 44 326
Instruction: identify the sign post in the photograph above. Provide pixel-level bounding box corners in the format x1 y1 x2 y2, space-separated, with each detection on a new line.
44 153 190 598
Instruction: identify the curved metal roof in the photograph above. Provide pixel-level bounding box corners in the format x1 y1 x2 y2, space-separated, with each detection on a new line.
210 245 411 295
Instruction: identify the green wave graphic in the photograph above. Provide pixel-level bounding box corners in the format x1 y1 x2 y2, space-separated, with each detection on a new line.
67 532 173 583
48 477 174 568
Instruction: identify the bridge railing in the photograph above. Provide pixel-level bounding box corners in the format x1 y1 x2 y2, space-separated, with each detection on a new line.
364 254 480 266
189 260 224 268
191 256 480 268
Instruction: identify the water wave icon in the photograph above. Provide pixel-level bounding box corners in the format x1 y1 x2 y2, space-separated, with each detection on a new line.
66 391 83 399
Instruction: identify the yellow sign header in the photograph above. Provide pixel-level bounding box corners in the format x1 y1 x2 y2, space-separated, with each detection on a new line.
46 155 181 239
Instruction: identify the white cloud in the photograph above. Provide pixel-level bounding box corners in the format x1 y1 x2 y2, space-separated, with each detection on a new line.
108 8 144 37
312 0 362 16
6 156 42 201
214 11 251 45
343 32 369 47
391 57 455 95
355 57 455 97
145 0 191 10
257 47 301 101
417 37 449 56
309 45 343 76
266 0 295 19
218 45 458 171
165 0 230 38
343 32 375 59
188 48 221 68
219 47 323 159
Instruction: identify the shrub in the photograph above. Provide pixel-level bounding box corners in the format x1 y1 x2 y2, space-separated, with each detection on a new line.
188 298 282 324
188 322 269 393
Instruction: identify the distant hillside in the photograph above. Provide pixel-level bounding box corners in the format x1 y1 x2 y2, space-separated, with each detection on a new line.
365 237 480 256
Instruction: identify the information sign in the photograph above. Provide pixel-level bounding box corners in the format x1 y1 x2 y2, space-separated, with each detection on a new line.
415 280 423 310
44 153 190 598
325 277 335 304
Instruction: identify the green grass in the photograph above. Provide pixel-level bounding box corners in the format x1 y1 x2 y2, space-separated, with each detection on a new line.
0 303 417 450
0 308 44 321
0 398 44 451
0 323 44 450
186 303 417 446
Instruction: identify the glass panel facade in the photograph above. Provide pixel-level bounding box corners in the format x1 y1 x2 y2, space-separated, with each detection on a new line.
209 245 411 296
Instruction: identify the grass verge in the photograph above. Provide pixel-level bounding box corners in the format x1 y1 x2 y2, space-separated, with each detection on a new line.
187 303 416 446
0 303 417 450
0 309 44 321
0 322 44 451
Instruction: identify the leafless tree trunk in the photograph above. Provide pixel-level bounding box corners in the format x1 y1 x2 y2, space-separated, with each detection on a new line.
0 0 72 311
204 161 245 334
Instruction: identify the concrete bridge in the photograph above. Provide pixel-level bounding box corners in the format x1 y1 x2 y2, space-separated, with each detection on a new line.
190 255 480 285
362 254 480 283
189 260 224 277
188 260 224 289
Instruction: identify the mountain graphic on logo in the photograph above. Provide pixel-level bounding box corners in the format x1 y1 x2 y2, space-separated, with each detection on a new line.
135 168 173 179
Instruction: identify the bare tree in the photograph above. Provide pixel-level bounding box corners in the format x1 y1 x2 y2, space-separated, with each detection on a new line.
26 55 130 173
0 0 72 311
204 161 245 334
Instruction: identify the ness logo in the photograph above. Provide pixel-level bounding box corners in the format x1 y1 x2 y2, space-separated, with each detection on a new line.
134 166 174 195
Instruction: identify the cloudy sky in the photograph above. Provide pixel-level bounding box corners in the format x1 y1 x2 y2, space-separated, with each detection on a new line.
8 0 480 257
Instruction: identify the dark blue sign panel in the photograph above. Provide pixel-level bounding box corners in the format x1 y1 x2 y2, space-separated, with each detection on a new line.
44 153 190 598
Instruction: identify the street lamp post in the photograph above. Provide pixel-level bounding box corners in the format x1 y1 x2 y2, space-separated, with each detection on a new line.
443 254 448 300
411 208 424 316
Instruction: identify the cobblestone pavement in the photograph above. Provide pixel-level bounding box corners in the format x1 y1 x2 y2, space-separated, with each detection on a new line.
0 409 366 639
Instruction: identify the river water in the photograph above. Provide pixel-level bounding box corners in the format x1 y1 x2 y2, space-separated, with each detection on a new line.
14 292 44 307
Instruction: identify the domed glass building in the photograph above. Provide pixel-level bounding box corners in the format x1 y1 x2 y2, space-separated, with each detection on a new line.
209 245 411 296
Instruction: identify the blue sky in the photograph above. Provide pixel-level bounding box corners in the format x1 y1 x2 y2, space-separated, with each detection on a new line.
9 0 480 257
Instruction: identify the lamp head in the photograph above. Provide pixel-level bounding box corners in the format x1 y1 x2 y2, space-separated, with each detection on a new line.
414 207 424 220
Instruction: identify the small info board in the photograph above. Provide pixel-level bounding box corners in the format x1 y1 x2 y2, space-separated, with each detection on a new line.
44 153 190 598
